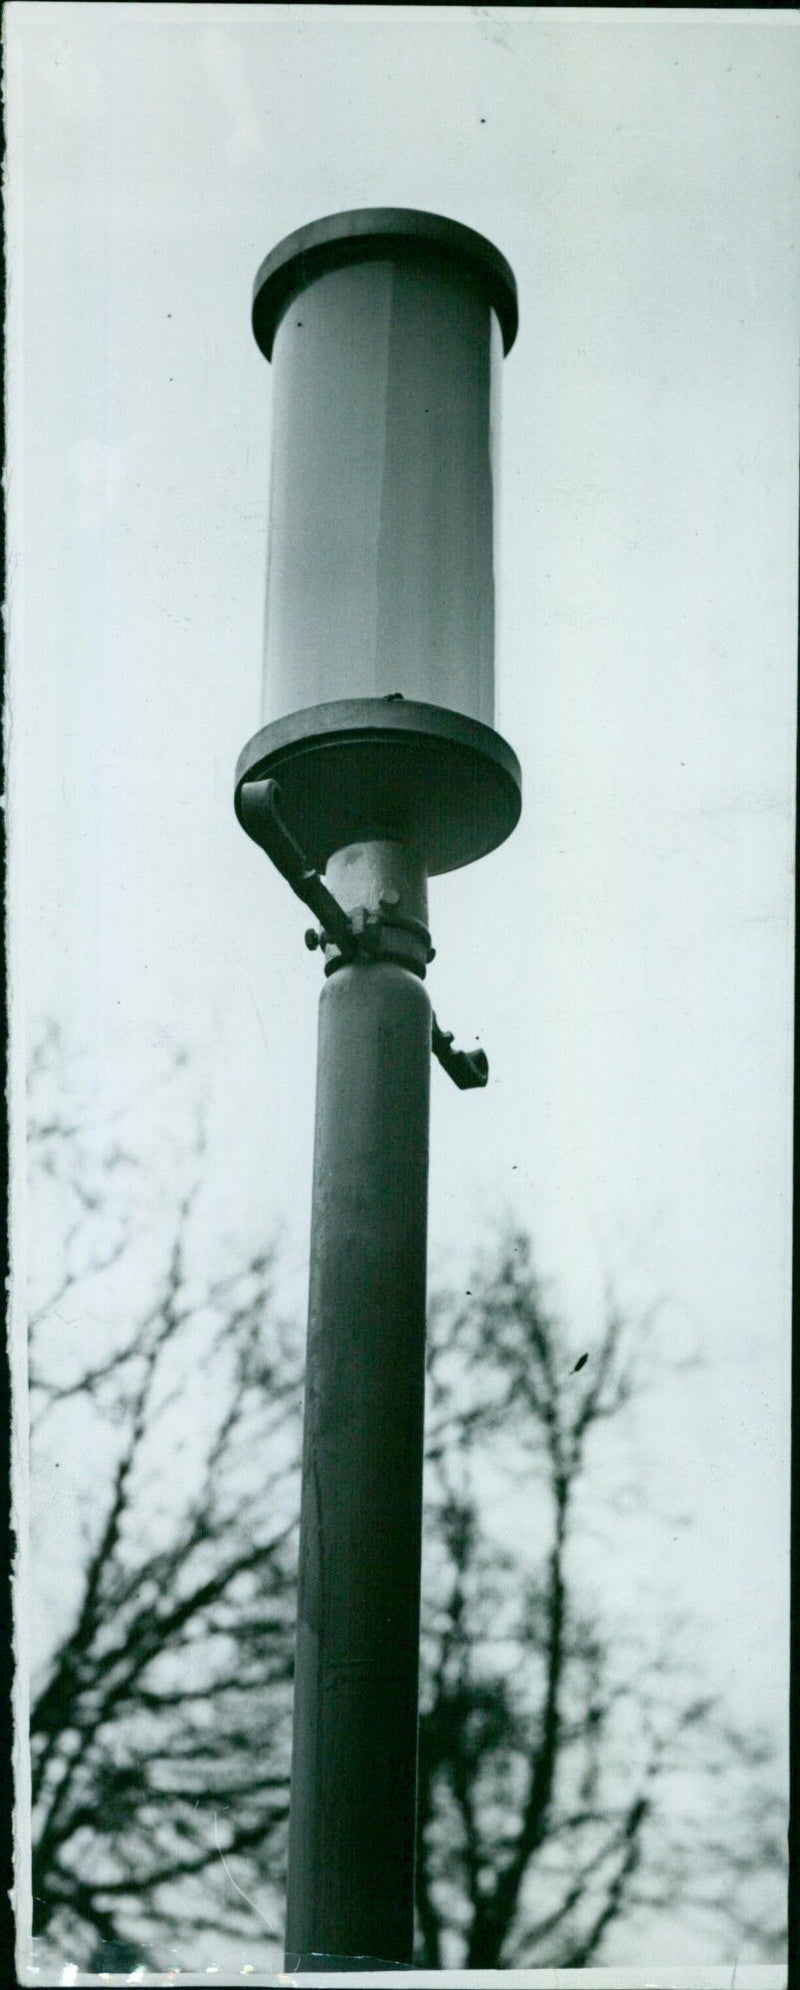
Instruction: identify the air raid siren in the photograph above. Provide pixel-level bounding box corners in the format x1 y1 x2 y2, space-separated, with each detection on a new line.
235 207 521 878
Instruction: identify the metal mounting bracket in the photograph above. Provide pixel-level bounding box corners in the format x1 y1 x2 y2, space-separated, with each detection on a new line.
239 777 357 958
238 775 489 1090
431 1017 489 1090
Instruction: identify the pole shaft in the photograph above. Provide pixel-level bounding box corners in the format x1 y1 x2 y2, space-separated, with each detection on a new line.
285 958 431 1968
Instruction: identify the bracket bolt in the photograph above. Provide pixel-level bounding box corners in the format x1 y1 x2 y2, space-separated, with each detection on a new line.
304 928 322 951
378 888 401 910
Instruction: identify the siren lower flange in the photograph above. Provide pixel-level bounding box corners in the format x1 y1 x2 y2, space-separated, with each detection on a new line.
234 698 521 879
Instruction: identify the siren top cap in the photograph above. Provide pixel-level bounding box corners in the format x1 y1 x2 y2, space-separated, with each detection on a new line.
252 207 519 361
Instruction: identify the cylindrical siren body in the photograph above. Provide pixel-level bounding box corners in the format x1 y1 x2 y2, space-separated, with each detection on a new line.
236 210 522 877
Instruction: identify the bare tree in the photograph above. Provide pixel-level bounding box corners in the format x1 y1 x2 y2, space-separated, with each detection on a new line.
25 1031 787 1972
27 1032 301 1965
416 1232 787 1965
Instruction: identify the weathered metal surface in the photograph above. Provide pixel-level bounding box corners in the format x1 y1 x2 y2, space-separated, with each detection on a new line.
284 960 432 1967
258 240 501 732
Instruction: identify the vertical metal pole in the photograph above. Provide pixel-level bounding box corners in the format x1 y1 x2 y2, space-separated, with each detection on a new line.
284 846 431 1970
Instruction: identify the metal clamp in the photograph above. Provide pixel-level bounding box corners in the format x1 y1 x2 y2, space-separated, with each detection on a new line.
305 906 435 979
239 776 489 1089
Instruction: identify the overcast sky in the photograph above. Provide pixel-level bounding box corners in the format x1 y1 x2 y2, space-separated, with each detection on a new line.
7 0 798 1950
